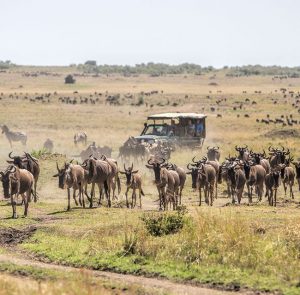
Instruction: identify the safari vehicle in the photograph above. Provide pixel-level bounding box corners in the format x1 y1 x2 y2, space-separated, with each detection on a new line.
135 112 207 147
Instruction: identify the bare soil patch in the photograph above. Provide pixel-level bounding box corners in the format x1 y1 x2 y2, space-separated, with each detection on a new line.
0 226 36 245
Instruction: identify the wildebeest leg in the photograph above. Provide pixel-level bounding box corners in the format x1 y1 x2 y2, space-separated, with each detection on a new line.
247 184 252 203
274 189 277 207
23 193 29 217
104 180 111 207
73 189 78 206
290 182 294 199
139 188 142 209
179 186 182 205
198 186 202 206
131 188 136 209
283 181 287 196
80 186 85 208
156 186 162 210
11 194 17 219
33 180 37 203
210 184 214 206
67 188 71 211
215 181 218 199
89 183 95 208
111 178 116 200
125 186 130 208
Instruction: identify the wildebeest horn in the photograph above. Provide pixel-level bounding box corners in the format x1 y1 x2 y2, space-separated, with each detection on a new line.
215 146 219 150
69 159 74 163
8 152 14 159
9 166 16 173
192 156 198 163
235 145 239 151
244 145 248 149
147 158 154 165
187 163 193 170
158 158 165 165
207 146 210 150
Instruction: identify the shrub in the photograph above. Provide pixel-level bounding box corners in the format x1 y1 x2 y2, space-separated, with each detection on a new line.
122 231 137 255
141 209 186 237
31 148 49 159
65 74 76 84
136 96 144 106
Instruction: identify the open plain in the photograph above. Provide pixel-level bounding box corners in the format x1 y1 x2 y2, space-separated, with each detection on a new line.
0 66 299 295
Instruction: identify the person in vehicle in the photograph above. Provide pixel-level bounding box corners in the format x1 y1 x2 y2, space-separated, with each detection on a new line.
195 119 204 136
187 119 195 136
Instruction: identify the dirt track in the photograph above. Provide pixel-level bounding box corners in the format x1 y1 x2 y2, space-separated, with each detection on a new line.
0 252 242 295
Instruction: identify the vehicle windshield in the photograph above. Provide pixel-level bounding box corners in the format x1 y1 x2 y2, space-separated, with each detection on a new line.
143 124 168 136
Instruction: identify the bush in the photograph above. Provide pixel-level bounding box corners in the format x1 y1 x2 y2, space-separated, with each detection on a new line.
65 74 76 84
31 148 49 159
141 208 186 237
136 96 144 106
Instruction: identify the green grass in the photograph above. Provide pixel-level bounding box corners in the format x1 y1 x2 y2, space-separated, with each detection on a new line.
19 206 300 295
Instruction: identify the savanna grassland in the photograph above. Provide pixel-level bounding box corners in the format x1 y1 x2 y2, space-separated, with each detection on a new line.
0 66 299 295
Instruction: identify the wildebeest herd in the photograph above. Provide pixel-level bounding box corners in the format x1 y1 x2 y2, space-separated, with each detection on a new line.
1 133 299 218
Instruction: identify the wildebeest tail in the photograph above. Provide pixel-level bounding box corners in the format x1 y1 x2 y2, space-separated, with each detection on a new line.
117 175 121 194
218 168 222 184
104 180 109 194
30 189 38 203
141 189 145 196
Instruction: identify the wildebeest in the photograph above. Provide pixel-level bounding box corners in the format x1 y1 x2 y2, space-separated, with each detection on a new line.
250 151 270 174
74 132 87 146
235 145 250 161
146 157 179 210
100 155 121 201
165 163 186 206
7 152 40 202
207 146 220 161
1 125 27 148
224 160 246 204
279 160 295 199
292 161 300 191
265 168 280 206
81 157 113 207
120 163 144 208
268 146 290 168
53 161 88 210
246 163 266 202
0 165 34 218
43 138 54 152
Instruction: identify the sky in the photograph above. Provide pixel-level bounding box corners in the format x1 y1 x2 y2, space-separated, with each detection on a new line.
1 0 300 67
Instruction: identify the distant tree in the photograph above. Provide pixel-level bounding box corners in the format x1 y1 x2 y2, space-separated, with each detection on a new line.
84 60 97 66
65 74 76 84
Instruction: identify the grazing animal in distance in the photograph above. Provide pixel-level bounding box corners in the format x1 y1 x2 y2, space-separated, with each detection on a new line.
120 163 144 208
74 132 87 146
0 165 34 218
1 125 27 148
43 138 54 152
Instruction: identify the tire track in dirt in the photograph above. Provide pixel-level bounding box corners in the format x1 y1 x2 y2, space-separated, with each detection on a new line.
0 253 244 295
